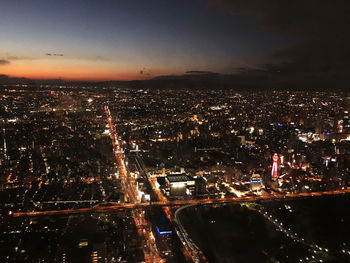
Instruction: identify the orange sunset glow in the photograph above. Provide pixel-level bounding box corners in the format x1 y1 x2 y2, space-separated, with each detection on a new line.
1 59 157 81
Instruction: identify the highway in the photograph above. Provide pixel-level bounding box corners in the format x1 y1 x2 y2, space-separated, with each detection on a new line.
174 205 209 263
13 189 350 217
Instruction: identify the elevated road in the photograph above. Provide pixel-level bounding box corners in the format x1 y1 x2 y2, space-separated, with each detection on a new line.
13 188 350 217
11 188 350 263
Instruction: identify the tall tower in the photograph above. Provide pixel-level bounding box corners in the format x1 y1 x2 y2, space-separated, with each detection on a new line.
271 153 279 180
3 128 7 160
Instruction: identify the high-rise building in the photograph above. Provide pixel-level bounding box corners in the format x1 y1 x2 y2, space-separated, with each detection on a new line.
271 153 279 180
250 174 263 191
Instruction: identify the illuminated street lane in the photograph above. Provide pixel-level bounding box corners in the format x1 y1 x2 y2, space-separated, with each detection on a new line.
13 189 350 217
104 105 165 263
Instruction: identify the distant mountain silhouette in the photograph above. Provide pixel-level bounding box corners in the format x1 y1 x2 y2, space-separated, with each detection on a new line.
0 69 349 91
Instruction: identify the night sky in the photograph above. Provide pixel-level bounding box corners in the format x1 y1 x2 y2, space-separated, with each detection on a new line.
1 0 349 81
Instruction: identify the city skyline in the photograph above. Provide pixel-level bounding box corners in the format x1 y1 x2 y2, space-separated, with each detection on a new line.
1 86 349 262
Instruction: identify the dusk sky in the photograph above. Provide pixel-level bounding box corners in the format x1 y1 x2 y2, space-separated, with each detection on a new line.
1 0 348 81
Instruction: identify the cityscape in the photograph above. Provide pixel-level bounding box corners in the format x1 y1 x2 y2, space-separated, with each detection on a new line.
0 86 349 262
1 0 350 263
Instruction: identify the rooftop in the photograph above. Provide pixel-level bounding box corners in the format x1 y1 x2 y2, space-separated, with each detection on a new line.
166 174 192 183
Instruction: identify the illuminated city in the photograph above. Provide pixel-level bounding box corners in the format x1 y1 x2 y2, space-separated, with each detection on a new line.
1 1 350 263
0 87 349 262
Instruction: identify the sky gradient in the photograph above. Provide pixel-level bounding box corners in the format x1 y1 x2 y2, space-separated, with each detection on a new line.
0 0 305 80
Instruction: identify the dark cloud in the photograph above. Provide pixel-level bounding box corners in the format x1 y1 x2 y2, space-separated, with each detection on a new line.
46 53 64 57
186 71 218 75
0 59 10 66
210 0 350 35
140 67 151 76
210 0 350 73
209 0 297 33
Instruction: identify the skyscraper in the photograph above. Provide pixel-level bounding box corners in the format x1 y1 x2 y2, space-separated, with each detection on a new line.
271 153 279 180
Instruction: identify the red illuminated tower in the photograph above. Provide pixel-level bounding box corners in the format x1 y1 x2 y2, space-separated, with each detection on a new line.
271 153 279 180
